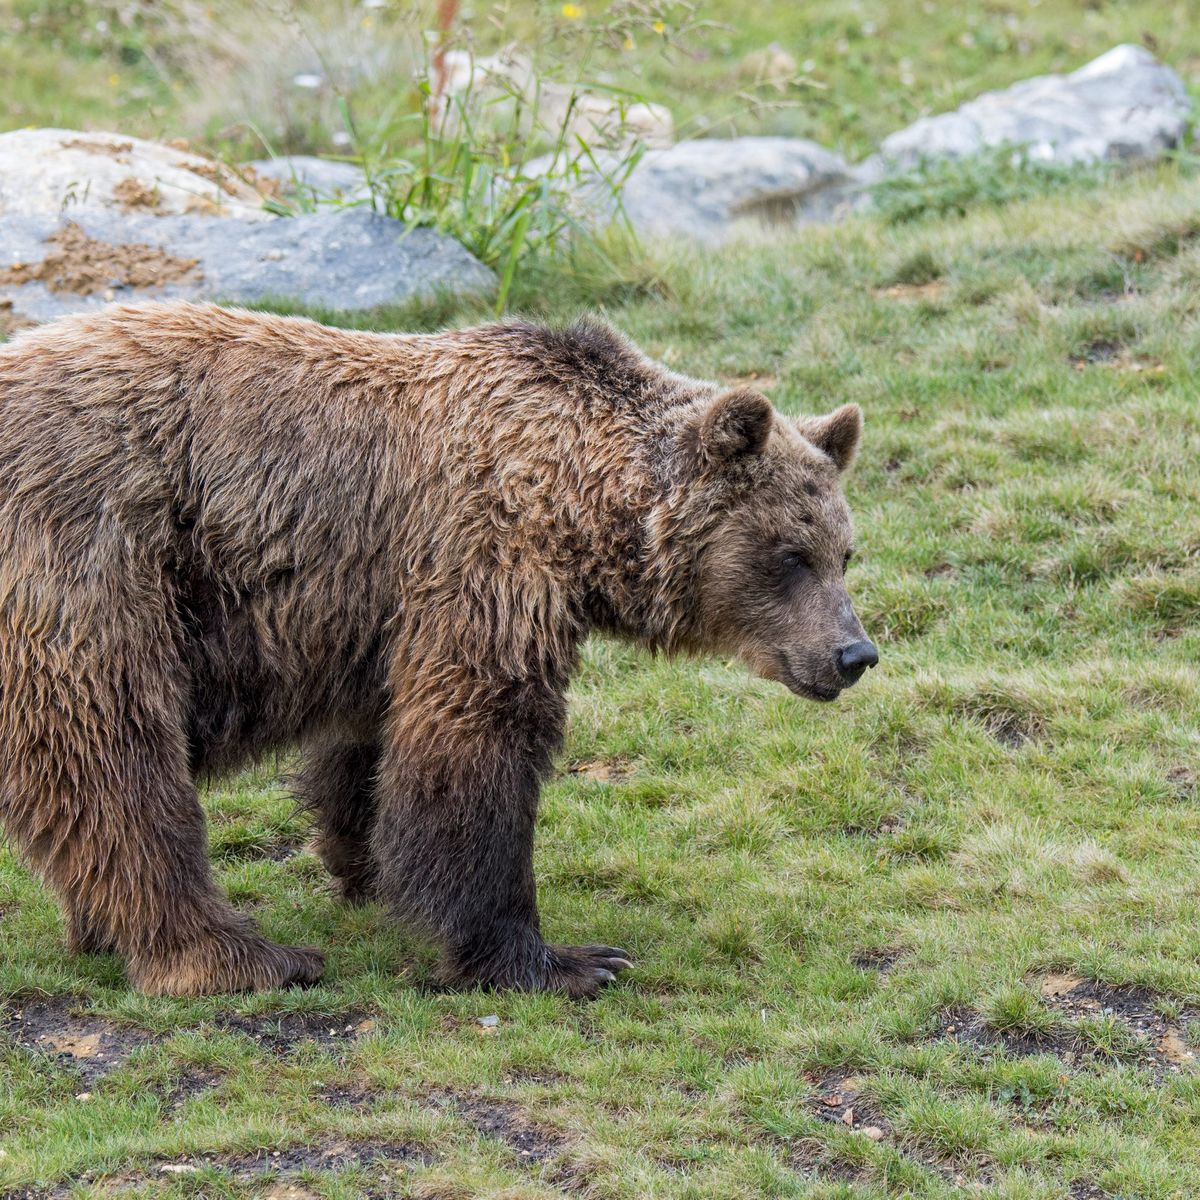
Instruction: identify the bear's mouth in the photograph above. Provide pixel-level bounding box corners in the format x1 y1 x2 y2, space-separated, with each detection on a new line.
773 660 842 702
789 679 841 702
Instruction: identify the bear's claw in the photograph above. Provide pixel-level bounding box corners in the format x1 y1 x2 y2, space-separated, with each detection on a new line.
547 943 634 997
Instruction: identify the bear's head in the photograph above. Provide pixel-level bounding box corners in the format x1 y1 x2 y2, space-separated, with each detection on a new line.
659 388 876 702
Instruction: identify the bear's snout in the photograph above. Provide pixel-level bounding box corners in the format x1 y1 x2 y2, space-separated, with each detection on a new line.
835 639 879 686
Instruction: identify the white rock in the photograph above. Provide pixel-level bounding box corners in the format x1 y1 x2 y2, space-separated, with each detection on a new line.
0 129 271 221
433 46 673 150
880 44 1191 168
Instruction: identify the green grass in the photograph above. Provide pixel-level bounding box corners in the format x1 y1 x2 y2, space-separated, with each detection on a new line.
4 156 1200 1198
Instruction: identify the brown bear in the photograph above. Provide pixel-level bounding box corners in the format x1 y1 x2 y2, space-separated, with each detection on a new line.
0 302 876 997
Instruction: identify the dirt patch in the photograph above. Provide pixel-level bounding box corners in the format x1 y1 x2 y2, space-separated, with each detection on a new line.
722 370 778 391
428 1090 565 1164
934 1005 1076 1061
1068 1183 1112 1199
1167 765 1196 800
851 947 904 975
567 756 635 783
1046 979 1197 1078
112 176 162 212
933 981 1198 1081
211 831 307 863
953 693 1046 748
178 158 239 190
807 1073 890 1142
60 137 133 159
0 224 200 296
144 1139 433 1191
317 1081 380 1109
216 1009 376 1055
873 280 946 302
1071 337 1122 366
0 300 35 338
159 1065 225 1110
202 1140 430 1173
2 996 151 1084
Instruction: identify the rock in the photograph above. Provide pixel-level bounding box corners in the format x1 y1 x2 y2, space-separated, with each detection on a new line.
0 128 270 220
880 44 1191 169
534 137 866 243
434 46 673 150
0 209 493 324
738 44 798 90
246 155 372 205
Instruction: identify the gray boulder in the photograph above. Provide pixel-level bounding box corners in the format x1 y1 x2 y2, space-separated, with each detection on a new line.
0 209 493 325
246 155 371 205
532 136 867 244
880 44 1191 169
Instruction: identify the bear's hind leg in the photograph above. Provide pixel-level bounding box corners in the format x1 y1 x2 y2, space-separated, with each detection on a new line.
294 734 381 904
0 603 324 995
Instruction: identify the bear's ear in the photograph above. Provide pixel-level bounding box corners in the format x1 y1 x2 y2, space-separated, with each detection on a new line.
690 388 773 465
798 404 862 473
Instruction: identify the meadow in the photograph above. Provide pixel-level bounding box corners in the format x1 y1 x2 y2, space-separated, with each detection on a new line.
3 3 1200 1198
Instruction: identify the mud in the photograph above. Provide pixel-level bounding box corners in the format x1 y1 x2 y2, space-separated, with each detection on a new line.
215 1009 377 1055
59 137 133 159
0 223 200 295
851 946 904 974
428 1090 565 1163
112 177 162 212
2 996 151 1084
807 1072 891 1140
0 300 35 337
933 978 1197 1081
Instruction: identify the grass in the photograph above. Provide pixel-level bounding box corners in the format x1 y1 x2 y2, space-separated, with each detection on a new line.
4 155 1200 1197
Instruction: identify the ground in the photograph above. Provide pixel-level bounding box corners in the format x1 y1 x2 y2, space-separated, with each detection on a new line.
3 3 1200 1199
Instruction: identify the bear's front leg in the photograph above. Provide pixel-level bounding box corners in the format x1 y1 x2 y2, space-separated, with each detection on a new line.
371 667 632 997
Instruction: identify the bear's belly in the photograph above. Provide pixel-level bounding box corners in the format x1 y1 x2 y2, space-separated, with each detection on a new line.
176 573 388 776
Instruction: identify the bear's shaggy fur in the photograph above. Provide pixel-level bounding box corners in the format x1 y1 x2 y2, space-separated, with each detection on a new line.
0 302 871 996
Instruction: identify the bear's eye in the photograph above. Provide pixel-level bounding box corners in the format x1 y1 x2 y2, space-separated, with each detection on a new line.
843 549 854 572
779 549 813 575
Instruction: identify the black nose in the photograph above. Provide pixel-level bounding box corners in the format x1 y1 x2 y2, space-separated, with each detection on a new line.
836 639 879 684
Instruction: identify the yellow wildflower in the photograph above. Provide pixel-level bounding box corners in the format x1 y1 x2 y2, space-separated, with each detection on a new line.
561 3 584 18
653 19 665 33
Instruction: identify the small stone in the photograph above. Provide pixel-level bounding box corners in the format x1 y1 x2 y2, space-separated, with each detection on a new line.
476 1014 500 1029
74 1092 92 1101
159 1164 198 1175
861 1124 885 1140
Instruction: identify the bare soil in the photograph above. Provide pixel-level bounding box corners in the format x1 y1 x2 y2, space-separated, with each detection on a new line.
2 996 151 1084
59 137 133 159
112 176 162 212
933 978 1198 1081
0 223 200 295
215 1009 377 1056
427 1090 566 1163
0 300 35 337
